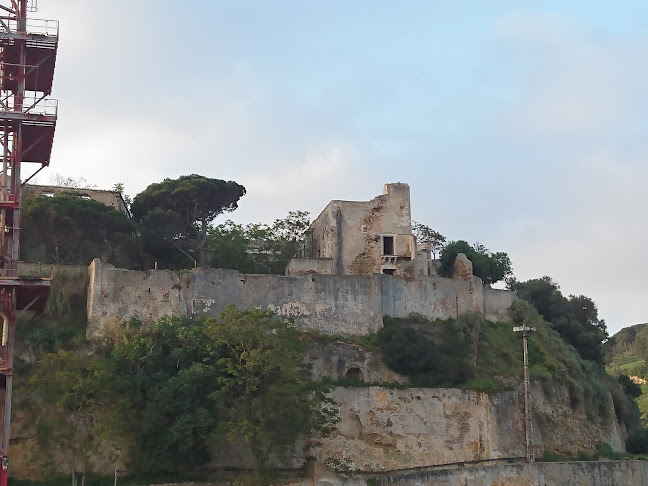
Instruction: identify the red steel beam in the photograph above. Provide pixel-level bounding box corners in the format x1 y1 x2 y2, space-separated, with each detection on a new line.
0 1 56 483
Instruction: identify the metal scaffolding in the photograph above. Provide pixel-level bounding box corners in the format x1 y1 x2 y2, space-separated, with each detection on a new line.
0 0 57 483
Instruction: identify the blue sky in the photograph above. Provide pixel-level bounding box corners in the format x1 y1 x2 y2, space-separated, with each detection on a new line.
33 1 648 334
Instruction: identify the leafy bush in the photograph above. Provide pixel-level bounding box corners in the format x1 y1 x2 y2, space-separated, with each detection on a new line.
377 313 477 387
542 450 558 462
577 450 594 461
437 240 512 285
463 378 500 393
207 211 311 274
509 276 608 365
21 309 337 483
595 442 616 459
21 193 141 267
606 377 641 430
627 427 648 454
618 374 642 398
377 324 439 376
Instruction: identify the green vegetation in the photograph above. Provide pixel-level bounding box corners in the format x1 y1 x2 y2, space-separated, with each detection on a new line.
377 313 490 389
21 193 140 268
618 374 642 398
511 277 648 455
376 303 632 432
627 427 648 454
110 316 221 473
27 351 123 482
539 442 648 462
8 472 209 486
131 175 246 268
604 323 648 453
411 222 446 259
17 308 336 485
605 323 648 377
509 276 609 365
22 175 309 274
207 210 311 274
205 307 337 483
437 240 512 285
15 265 89 374
377 323 439 378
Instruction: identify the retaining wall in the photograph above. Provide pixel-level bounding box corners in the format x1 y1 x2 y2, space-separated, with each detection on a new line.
86 260 514 339
315 384 623 472
328 461 648 486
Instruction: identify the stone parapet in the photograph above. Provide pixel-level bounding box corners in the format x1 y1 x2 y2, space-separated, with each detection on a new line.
86 261 514 339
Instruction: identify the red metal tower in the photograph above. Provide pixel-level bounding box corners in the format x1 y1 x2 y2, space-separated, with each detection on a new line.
0 0 57 483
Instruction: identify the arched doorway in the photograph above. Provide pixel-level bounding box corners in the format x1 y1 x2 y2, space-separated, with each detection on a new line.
345 367 364 382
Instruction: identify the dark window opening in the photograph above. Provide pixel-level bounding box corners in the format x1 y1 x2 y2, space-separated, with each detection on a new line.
383 236 394 255
382 268 395 275
345 367 364 381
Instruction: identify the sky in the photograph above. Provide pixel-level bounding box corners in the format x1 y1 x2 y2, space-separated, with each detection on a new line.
29 0 648 335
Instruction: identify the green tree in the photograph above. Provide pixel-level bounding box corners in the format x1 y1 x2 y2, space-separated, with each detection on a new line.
377 324 439 377
507 276 568 323
510 277 609 364
207 210 311 274
412 222 446 259
207 220 253 272
249 210 310 274
109 317 222 473
21 193 141 267
377 316 474 387
627 427 648 454
437 240 512 285
27 351 123 485
112 181 132 208
204 307 337 484
618 375 642 399
131 175 246 267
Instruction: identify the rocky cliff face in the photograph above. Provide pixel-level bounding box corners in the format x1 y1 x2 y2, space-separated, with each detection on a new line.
10 381 625 478
306 341 408 384
314 384 624 472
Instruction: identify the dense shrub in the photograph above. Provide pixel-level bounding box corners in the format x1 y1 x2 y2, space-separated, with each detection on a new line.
627 427 648 454
509 276 608 365
618 374 642 398
377 314 475 387
377 324 439 377
437 240 512 285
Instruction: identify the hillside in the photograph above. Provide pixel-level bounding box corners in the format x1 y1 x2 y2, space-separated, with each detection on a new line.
8 265 645 485
606 323 648 425
606 323 648 378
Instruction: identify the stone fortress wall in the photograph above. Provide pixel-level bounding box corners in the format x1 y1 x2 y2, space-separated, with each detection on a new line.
86 182 514 339
86 259 514 339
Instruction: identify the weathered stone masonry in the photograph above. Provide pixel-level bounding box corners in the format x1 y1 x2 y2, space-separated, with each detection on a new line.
85 182 515 338
315 384 624 472
86 259 514 339
328 461 648 486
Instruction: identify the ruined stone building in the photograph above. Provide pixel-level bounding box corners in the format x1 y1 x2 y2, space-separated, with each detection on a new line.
23 184 131 217
86 182 514 339
287 183 432 278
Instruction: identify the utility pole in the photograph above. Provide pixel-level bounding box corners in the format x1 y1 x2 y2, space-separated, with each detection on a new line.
513 321 536 462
